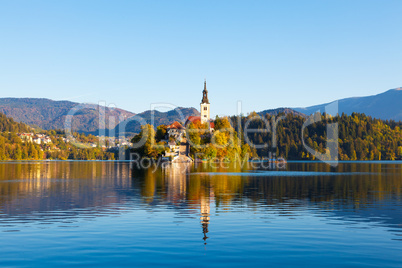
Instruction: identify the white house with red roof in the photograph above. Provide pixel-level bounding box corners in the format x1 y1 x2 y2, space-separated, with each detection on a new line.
166 121 186 140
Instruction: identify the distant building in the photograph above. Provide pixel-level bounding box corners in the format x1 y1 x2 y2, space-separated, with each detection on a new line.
184 80 214 132
42 137 52 144
163 80 214 158
166 121 185 140
18 133 33 143
200 80 210 124
165 140 180 157
18 133 52 144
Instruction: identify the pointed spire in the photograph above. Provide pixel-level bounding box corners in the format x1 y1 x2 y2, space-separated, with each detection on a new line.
201 80 209 104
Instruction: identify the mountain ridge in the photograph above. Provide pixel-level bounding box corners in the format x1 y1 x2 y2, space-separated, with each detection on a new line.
0 98 135 132
0 97 201 135
1 87 402 135
257 108 306 118
293 87 402 121
113 107 200 136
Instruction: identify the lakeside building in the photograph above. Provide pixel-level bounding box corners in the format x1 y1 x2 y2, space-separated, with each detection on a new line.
18 133 52 144
166 80 214 142
166 121 186 140
184 80 214 131
162 81 214 160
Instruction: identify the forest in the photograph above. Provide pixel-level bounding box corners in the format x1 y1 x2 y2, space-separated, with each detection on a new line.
0 113 115 160
132 112 402 161
230 112 402 160
2 111 402 161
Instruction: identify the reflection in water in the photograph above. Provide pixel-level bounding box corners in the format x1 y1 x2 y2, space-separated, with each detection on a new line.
133 161 402 238
0 161 401 267
162 163 212 243
0 162 133 220
200 194 210 244
0 162 401 231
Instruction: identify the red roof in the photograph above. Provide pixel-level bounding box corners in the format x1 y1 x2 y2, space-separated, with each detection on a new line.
167 121 185 130
186 116 201 123
185 116 214 128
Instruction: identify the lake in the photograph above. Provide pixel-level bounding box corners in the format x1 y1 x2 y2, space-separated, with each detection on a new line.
0 161 401 267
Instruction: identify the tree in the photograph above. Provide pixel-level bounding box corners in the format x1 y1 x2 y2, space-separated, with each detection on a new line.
38 149 44 160
156 125 167 141
0 142 6 160
22 146 28 159
241 143 251 159
214 117 232 131
13 145 22 160
28 143 38 159
131 124 158 158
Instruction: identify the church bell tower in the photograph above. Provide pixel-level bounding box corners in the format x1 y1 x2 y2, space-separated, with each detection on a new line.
200 80 210 124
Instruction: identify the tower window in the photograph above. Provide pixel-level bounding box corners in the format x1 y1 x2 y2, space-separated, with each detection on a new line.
204 107 207 110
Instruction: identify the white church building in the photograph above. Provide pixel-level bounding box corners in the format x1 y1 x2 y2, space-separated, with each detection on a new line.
184 80 215 130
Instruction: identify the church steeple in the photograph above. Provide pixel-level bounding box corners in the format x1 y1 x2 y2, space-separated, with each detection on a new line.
200 195 210 245
201 80 209 104
200 80 210 124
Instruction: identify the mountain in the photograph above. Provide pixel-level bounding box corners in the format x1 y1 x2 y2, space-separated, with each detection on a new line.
293 87 402 121
114 107 200 136
0 98 135 133
0 98 200 136
3 86 402 136
258 108 305 117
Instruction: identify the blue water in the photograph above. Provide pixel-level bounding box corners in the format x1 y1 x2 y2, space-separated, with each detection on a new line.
0 161 401 267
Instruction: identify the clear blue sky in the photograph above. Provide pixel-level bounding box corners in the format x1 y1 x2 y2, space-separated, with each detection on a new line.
1 0 401 116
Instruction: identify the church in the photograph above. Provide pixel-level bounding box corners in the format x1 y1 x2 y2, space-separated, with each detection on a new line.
166 80 214 140
184 80 215 130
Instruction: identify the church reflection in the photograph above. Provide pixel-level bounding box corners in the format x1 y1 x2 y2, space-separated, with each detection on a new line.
135 161 402 243
200 194 210 244
162 163 212 244
0 162 401 242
